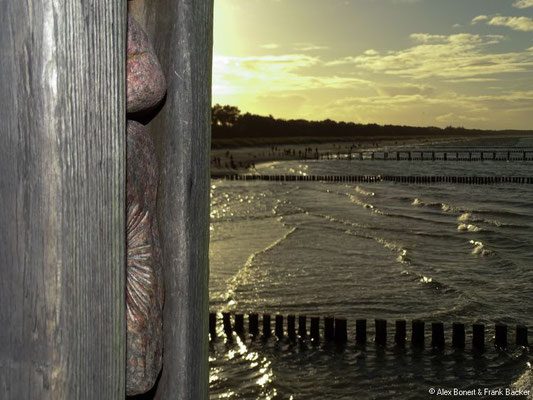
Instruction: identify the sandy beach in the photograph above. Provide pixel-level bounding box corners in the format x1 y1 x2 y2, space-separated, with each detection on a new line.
210 135 487 177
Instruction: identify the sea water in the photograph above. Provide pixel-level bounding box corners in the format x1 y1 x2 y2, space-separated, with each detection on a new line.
209 137 533 399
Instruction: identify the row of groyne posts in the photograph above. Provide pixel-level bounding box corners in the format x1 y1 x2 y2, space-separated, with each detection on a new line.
210 312 529 352
216 175 533 185
320 148 533 162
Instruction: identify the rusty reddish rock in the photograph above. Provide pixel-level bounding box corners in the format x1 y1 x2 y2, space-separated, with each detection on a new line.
127 15 167 114
126 120 164 395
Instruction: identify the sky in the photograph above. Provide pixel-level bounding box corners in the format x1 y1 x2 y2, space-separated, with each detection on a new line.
212 0 533 130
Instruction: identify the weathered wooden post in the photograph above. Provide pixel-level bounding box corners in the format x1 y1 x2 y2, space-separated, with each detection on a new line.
128 1 213 398
275 315 284 339
473 324 485 351
249 314 259 336
356 319 367 344
235 314 245 335
412 320 425 347
495 323 507 349
334 319 347 344
263 314 271 338
516 325 528 346
223 313 232 336
298 316 307 338
311 317 320 343
0 1 127 399
324 317 335 341
209 313 217 340
431 322 445 349
288 315 296 341
375 319 387 346
452 323 465 348
395 320 406 347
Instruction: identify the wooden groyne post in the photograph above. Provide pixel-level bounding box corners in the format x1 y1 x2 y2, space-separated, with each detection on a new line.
275 315 284 339
473 324 485 351
325 317 335 341
375 319 387 346
412 320 425 347
356 319 367 344
209 313 530 355
395 320 407 347
452 323 466 348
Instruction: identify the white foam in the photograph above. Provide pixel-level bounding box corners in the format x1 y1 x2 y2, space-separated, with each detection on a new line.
457 224 482 232
469 239 492 256
355 186 375 197
458 213 472 222
511 362 533 399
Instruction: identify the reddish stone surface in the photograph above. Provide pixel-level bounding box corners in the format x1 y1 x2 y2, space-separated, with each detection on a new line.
127 14 167 114
125 120 164 396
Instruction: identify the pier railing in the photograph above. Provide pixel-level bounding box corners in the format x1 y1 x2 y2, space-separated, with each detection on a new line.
324 148 533 162
209 312 529 352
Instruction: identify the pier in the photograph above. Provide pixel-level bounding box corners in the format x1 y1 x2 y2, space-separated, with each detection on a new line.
320 147 533 162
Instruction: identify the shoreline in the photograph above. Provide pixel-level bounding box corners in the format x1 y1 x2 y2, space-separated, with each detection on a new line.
210 134 529 177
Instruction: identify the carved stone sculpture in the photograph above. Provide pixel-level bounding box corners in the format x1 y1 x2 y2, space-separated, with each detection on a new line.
127 14 166 114
125 12 166 396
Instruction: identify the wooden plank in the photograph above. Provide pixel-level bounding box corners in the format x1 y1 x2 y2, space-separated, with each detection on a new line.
130 0 213 398
0 1 126 399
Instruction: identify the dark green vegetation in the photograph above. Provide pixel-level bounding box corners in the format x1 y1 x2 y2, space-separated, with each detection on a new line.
212 104 533 148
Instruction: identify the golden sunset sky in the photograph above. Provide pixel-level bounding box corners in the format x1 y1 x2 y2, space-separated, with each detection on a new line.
213 0 533 130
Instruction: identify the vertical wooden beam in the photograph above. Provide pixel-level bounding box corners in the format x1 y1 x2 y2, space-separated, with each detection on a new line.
0 1 126 399
452 323 465 349
130 1 213 398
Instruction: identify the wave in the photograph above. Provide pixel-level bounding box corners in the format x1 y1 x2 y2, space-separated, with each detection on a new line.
412 197 470 214
458 212 503 228
401 270 454 293
349 194 384 215
469 240 492 257
457 223 482 232
318 213 369 229
223 227 299 307
371 236 411 265
511 362 533 399
355 186 375 197
412 198 442 208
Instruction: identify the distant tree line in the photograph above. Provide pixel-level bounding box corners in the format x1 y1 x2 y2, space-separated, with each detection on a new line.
211 104 530 144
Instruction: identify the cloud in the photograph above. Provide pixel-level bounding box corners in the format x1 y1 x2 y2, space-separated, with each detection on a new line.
473 14 533 31
471 15 489 24
213 54 370 96
410 33 448 43
436 113 488 123
261 43 280 50
376 83 435 97
293 43 329 51
364 49 380 56
326 33 533 79
513 0 533 8
487 16 533 32
317 90 533 128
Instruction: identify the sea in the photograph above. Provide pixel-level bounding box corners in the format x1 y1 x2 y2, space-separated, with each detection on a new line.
209 136 533 399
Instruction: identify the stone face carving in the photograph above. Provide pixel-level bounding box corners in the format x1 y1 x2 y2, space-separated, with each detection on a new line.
125 13 166 396
127 14 167 114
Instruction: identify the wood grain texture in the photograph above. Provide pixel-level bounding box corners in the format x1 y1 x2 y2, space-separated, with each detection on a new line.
0 1 126 399
129 0 213 398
